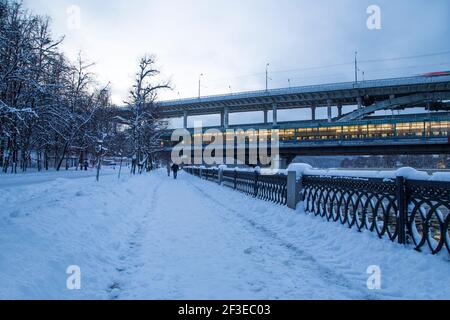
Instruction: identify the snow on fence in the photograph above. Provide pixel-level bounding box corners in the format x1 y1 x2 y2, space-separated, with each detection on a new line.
184 166 450 256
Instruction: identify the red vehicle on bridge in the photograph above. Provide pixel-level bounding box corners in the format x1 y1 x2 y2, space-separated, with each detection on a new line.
422 71 450 77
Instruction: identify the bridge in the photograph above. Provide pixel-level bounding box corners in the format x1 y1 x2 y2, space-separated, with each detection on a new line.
112 75 450 166
158 75 450 128
153 75 450 166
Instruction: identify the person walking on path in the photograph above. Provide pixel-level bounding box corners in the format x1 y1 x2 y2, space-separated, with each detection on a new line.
171 164 180 180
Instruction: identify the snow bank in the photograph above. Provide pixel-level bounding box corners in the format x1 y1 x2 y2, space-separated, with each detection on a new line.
0 171 153 300
430 172 450 182
285 163 450 182
188 163 450 182
1 169 449 300
287 163 313 177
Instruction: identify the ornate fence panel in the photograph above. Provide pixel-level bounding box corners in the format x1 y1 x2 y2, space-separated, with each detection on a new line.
301 176 399 240
300 175 450 255
186 168 288 206
406 179 450 255
192 168 200 177
257 174 288 205
235 171 258 196
222 170 237 189
203 168 218 182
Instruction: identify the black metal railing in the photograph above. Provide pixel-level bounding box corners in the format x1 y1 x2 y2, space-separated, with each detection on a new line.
202 168 219 182
222 170 237 189
257 174 288 205
185 168 288 206
184 166 449 255
189 167 201 177
406 179 450 255
300 175 450 255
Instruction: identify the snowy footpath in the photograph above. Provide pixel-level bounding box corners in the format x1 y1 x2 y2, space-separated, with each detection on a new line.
0 169 449 300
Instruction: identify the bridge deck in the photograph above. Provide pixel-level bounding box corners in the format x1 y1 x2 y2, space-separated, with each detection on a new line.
158 75 450 117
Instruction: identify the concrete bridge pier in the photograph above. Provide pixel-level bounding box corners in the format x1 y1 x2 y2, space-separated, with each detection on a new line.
327 100 332 123
311 106 316 121
272 103 278 126
263 108 268 125
221 107 230 129
183 111 188 129
357 96 363 110
337 104 343 117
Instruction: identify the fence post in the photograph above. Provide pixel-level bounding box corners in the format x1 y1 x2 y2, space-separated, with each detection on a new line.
218 168 223 185
287 171 298 209
233 170 237 190
296 176 303 203
254 171 259 197
199 167 203 179
396 176 407 245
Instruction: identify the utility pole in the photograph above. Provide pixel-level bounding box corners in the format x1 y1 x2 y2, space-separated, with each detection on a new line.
354 51 358 84
266 63 270 92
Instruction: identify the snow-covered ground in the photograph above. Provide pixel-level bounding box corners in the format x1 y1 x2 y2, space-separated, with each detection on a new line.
0 169 449 300
0 168 116 188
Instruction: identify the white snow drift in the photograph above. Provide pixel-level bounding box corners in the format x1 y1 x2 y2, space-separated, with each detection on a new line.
0 169 449 300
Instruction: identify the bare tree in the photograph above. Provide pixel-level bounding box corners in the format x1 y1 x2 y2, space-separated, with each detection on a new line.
124 55 170 174
0 1 170 177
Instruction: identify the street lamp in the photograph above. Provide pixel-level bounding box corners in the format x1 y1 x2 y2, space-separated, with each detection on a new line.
265 63 270 92
288 78 291 89
198 73 204 99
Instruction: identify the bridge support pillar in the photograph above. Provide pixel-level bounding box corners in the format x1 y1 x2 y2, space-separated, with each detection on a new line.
357 96 362 110
272 103 278 126
311 106 316 121
263 109 268 124
337 104 343 117
221 107 229 129
183 111 188 129
327 100 332 123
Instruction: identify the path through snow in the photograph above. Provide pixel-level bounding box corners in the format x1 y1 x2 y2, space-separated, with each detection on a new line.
113 171 450 300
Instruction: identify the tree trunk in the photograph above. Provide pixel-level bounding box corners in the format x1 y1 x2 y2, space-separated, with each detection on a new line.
44 149 49 171
37 150 42 172
56 141 69 171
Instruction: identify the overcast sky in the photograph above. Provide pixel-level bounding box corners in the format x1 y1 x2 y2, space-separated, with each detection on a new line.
23 0 450 125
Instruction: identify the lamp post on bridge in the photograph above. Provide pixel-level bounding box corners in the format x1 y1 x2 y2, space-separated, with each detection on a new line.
198 73 204 99
266 63 270 92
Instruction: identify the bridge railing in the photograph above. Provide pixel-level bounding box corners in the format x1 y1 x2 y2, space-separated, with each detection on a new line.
183 166 450 256
159 74 450 107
